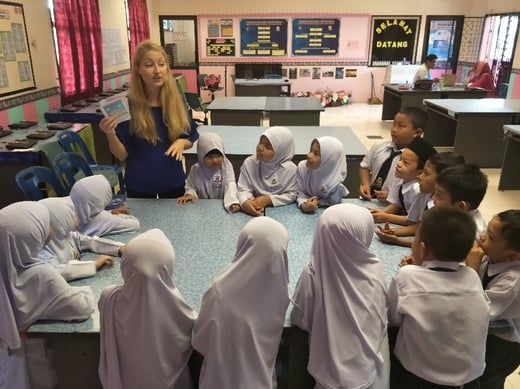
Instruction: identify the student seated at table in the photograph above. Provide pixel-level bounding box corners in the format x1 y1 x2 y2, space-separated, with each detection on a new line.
296 136 349 213
291 204 389 389
433 163 488 237
176 132 240 213
192 217 290 389
99 228 197 389
0 201 94 389
369 136 437 226
359 107 426 203
388 206 489 389
467 61 496 97
70 175 140 237
466 210 520 389
377 152 465 247
38 197 124 281
237 126 297 216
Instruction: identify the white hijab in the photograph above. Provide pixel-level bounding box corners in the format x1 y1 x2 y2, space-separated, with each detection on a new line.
0 202 93 349
196 132 236 198
192 217 290 389
98 229 197 389
38 197 77 264
291 204 387 389
298 136 347 198
260 126 295 179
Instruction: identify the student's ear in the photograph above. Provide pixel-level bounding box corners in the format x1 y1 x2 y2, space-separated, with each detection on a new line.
416 241 428 262
414 129 424 137
456 200 470 211
506 250 520 262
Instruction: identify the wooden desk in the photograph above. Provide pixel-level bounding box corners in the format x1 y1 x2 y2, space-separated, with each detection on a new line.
207 96 267 125
184 125 367 197
381 84 488 121
266 97 324 126
498 125 520 190
423 98 520 168
0 123 91 208
234 78 291 97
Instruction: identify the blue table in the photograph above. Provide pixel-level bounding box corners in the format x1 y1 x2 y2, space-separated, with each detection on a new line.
266 97 324 126
234 78 291 97
185 125 367 198
207 96 267 126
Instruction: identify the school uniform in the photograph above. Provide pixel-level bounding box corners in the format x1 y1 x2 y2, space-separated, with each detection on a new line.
192 217 290 389
360 140 401 193
406 192 433 223
237 126 297 206
38 197 124 281
70 175 140 236
386 179 420 214
291 204 388 389
184 132 239 212
413 63 431 83
296 136 349 208
99 229 197 389
469 208 487 237
388 260 490 387
0 202 94 389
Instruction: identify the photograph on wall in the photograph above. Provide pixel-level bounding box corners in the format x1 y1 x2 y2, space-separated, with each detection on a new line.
221 19 233 37
322 70 334 78
422 16 464 72
369 16 420 66
240 18 287 56
292 18 340 56
346 69 358 77
312 67 321 79
207 19 220 37
299 68 311 77
335 67 344 79
289 68 297 79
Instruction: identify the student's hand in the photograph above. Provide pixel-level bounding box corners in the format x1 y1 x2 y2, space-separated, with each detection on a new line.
376 224 400 245
95 255 114 270
370 209 388 223
373 189 389 203
359 184 372 200
399 254 415 267
229 203 241 213
165 139 188 161
99 116 118 136
254 195 273 209
465 240 485 271
111 205 130 215
242 199 264 217
176 194 195 205
301 197 319 213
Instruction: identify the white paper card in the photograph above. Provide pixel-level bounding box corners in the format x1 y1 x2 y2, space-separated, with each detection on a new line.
99 94 130 123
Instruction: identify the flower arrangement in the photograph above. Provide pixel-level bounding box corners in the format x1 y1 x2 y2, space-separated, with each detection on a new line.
293 88 351 107
204 74 221 89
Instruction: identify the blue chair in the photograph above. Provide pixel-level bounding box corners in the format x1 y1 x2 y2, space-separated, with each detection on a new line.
53 152 126 210
15 166 67 200
57 130 125 194
496 83 509 98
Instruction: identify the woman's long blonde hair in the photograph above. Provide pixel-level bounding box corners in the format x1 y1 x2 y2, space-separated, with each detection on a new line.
128 40 190 144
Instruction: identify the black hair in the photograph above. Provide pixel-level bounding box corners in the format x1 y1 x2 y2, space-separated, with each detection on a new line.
436 163 488 210
399 106 427 131
204 148 223 158
426 54 438 61
496 210 520 251
427 152 466 174
419 207 476 262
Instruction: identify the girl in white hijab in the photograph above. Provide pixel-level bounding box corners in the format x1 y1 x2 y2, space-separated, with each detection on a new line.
192 217 290 389
39 197 125 281
297 136 349 213
98 228 197 389
237 126 297 216
176 132 240 213
0 201 94 389
291 203 389 389
70 175 139 236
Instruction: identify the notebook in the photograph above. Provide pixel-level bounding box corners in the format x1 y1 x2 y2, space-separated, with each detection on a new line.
26 130 55 140
0 129 13 138
47 122 73 130
5 138 38 149
8 121 39 129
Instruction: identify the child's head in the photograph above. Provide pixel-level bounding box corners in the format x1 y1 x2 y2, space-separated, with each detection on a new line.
306 139 321 170
418 152 465 194
305 136 345 172
434 163 488 211
257 126 295 165
391 107 427 148
70 175 113 225
39 197 78 242
412 206 476 264
197 132 225 170
395 136 437 182
480 210 520 263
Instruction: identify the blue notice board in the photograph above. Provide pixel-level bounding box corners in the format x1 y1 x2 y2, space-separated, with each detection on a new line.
292 18 340 56
240 19 287 56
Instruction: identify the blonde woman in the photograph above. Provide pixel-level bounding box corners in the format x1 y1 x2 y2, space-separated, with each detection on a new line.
100 40 199 198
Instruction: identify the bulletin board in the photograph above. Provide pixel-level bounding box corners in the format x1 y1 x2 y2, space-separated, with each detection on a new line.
0 2 35 97
198 14 370 63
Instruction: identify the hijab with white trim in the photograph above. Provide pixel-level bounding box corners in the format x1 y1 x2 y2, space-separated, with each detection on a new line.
99 229 197 389
291 203 387 388
192 217 290 389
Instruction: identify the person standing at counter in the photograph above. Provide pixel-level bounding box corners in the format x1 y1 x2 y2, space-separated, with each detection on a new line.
413 54 439 87
99 40 199 198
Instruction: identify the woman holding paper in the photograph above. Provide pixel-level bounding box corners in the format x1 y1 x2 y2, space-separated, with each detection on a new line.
99 40 199 198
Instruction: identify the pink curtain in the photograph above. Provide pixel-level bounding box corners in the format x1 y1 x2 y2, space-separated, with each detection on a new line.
127 0 150 58
53 0 103 105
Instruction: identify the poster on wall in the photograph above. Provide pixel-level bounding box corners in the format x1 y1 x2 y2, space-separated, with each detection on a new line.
206 38 236 57
369 16 420 67
421 16 464 72
0 2 35 97
292 18 340 56
240 18 287 56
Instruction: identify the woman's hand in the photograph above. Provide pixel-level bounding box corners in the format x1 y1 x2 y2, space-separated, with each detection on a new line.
99 116 118 136
165 139 190 161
